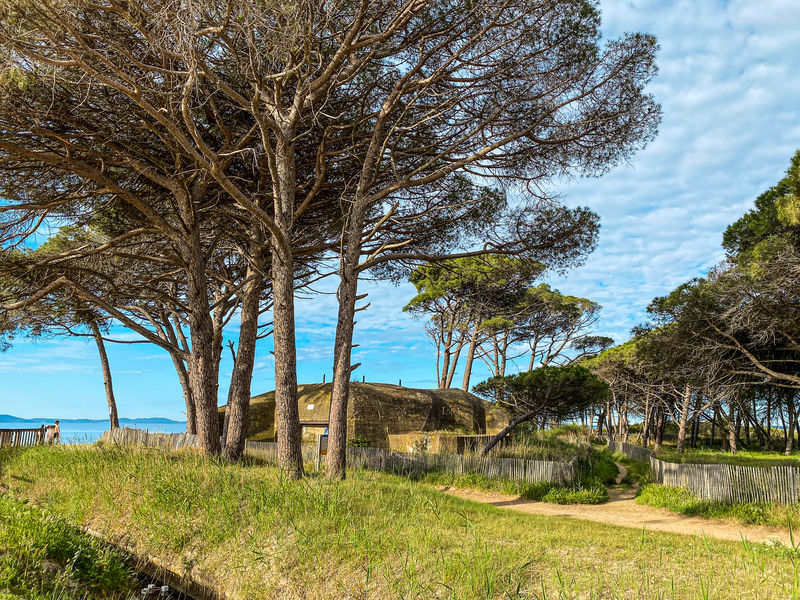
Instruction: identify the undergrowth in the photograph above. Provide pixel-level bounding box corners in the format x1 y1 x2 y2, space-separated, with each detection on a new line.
0 492 136 599
415 431 616 504
636 484 800 529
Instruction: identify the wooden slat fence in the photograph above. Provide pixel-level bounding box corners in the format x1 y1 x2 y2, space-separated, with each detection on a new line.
0 428 45 448
607 441 654 463
102 428 576 485
102 427 199 451
609 440 800 505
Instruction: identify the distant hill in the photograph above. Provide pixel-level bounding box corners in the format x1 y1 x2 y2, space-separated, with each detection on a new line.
0 415 184 425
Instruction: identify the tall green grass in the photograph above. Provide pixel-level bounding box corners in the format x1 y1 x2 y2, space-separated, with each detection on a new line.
636 484 800 528
0 492 136 599
472 430 617 503
3 445 799 598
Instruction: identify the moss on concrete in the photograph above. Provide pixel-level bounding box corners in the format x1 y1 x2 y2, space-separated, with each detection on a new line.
219 382 510 449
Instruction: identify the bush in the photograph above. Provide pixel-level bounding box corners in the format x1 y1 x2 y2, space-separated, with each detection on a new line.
542 485 609 505
347 435 370 448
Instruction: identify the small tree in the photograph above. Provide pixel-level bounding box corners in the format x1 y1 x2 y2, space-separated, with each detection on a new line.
474 365 609 454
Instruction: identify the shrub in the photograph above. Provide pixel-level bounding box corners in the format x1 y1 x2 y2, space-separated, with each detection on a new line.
347 435 370 448
542 485 609 505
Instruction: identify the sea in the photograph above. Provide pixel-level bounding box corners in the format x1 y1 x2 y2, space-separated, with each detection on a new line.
0 420 188 444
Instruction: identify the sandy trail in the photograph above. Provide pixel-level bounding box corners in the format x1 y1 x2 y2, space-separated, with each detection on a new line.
441 462 793 546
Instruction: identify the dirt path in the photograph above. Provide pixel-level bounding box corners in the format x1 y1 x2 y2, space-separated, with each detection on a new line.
441 462 793 546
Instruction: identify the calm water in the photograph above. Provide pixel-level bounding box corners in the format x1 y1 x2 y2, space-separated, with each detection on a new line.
0 420 187 444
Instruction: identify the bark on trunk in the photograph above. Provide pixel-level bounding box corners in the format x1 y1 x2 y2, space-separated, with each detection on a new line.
710 407 717 448
444 340 464 389
327 198 368 479
170 353 196 435
90 320 119 429
744 409 750 447
728 402 738 455
187 325 221 455
223 239 265 461
461 324 480 392
786 400 795 456
676 385 691 454
186 248 222 456
327 272 357 479
272 253 303 476
641 393 652 448
656 408 666 447
271 134 303 477
721 405 730 453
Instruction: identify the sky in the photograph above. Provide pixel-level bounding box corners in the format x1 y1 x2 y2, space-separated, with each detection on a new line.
2 0 800 420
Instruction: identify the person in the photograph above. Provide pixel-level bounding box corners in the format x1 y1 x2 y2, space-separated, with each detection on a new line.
44 421 61 445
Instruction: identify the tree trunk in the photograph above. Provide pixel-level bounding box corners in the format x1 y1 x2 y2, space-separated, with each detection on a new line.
621 406 629 442
439 345 451 389
461 324 480 392
744 408 750 447
326 181 376 480
766 392 772 446
795 400 800 453
480 409 538 456
271 134 303 477
721 405 730 453
728 402 737 455
327 231 363 479
272 243 303 477
223 238 265 461
690 395 701 449
169 353 196 435
786 399 795 456
641 393 652 448
444 339 464 389
90 320 119 429
654 408 665 448
780 396 788 448
185 246 222 456
710 406 717 448
676 385 691 454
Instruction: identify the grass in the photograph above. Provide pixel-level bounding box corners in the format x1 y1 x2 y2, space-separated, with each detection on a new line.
655 447 800 467
609 454 654 487
3 445 800 599
413 470 609 504
425 430 616 504
0 490 136 599
486 430 583 463
636 484 800 530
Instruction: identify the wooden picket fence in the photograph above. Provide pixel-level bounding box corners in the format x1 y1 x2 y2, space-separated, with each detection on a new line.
102 428 576 486
607 440 654 463
102 427 199 451
608 440 800 505
0 428 45 448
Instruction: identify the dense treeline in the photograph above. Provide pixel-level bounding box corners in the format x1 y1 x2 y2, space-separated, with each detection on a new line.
586 150 800 454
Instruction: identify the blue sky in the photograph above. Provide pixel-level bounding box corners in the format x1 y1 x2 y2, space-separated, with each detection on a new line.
2 0 800 420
